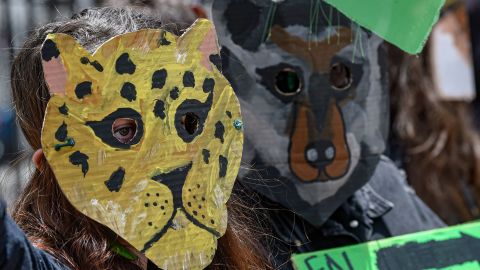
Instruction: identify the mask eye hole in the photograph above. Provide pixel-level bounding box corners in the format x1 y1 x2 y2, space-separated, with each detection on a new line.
275 68 302 96
112 118 137 144
330 62 352 90
181 112 199 135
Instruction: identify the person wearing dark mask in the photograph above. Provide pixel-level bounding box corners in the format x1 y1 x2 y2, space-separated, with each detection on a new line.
212 1 445 268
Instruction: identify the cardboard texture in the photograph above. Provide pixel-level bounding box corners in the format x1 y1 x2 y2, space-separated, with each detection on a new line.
292 221 480 270
213 0 389 226
40 19 244 269
325 0 445 54
430 3 476 101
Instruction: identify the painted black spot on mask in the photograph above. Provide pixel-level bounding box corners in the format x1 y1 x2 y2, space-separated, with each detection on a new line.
214 121 225 143
174 92 213 143
209 54 222 71
80 57 104 72
104 167 125 192
55 122 68 142
120 82 137 102
158 31 171 46
152 69 167 89
75 81 92 99
183 71 195 88
69 151 89 177
170 87 179 100
86 108 144 149
115 53 136 75
41 39 60 61
59 103 69 115
219 155 228 178
226 111 232 118
153 100 166 119
202 149 210 164
202 78 215 93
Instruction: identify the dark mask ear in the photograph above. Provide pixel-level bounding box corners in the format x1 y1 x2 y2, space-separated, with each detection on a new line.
212 0 270 52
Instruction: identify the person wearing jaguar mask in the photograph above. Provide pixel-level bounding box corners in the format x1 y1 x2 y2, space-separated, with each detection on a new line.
212 0 445 268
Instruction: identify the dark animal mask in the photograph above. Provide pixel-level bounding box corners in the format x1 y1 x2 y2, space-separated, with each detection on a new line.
213 0 389 225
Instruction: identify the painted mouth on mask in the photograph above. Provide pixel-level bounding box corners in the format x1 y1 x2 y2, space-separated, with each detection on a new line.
141 162 220 253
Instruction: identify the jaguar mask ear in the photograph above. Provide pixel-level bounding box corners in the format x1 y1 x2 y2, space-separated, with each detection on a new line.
41 34 92 97
177 19 221 71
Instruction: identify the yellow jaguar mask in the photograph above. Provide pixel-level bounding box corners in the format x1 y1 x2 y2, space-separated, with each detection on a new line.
40 19 243 269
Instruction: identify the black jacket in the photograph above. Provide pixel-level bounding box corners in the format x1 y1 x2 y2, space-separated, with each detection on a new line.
262 156 445 269
0 202 68 270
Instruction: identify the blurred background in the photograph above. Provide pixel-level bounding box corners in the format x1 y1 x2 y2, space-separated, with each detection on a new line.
0 0 479 225
0 0 101 206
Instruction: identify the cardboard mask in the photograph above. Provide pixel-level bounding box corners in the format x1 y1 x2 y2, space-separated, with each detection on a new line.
212 0 389 226
40 19 243 269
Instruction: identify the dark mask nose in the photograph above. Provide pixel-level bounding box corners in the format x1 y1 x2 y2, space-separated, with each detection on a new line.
307 74 332 131
288 74 351 182
305 140 335 168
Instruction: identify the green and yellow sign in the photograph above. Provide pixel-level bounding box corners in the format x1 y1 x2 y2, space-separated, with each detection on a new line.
292 222 480 270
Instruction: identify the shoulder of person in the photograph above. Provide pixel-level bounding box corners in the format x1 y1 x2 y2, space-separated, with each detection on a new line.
0 200 70 270
364 156 446 235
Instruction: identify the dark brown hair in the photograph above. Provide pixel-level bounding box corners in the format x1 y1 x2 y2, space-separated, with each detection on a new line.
10 7 271 270
389 43 480 224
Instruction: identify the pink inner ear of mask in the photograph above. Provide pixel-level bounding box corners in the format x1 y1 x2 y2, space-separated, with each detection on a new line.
199 28 218 71
43 57 68 95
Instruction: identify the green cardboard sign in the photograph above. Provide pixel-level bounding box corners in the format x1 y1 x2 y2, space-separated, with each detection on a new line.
324 0 446 54
292 222 480 270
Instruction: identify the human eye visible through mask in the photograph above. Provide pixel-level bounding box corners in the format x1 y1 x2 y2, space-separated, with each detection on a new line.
112 118 137 144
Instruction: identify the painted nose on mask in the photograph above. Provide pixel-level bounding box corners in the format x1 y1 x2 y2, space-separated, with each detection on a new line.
305 140 336 167
288 98 351 182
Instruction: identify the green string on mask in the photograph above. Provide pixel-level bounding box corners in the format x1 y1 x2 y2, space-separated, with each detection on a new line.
110 241 138 261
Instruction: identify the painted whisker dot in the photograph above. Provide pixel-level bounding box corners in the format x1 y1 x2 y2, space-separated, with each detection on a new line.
187 202 192 207
161 206 165 210
210 220 215 225
165 200 168 203
193 211 198 216
148 222 152 226
146 193 150 196
156 193 159 197
144 203 149 207
153 202 158 206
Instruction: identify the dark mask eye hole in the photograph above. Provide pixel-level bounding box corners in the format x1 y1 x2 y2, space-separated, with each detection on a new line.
181 112 199 135
112 118 137 144
330 62 352 90
274 68 302 96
